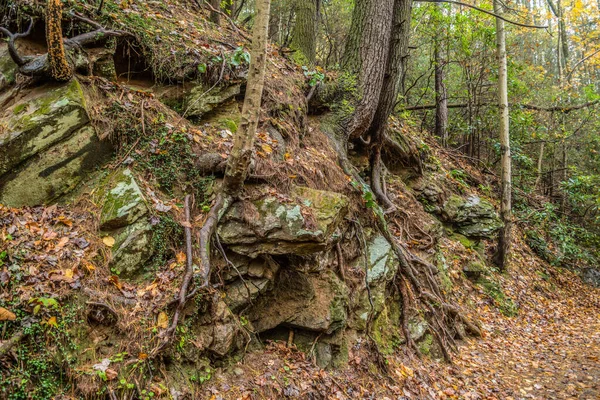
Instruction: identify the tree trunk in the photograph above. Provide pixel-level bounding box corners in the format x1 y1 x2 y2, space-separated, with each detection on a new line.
290 0 318 65
341 0 395 141
494 0 512 270
434 2 448 147
47 0 72 81
197 0 271 285
534 141 545 190
209 0 221 24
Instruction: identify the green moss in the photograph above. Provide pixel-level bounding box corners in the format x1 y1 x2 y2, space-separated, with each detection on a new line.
13 103 28 115
418 334 434 355
218 118 238 133
477 277 518 317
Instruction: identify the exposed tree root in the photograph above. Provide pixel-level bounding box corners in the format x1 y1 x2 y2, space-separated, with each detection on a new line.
0 331 26 358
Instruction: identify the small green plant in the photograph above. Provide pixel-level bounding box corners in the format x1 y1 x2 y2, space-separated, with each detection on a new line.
301 66 325 87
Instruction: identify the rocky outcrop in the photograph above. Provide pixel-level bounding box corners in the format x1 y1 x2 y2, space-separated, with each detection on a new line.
98 169 154 277
348 232 398 330
581 268 600 288
218 186 349 257
184 84 241 118
247 269 348 334
0 79 112 206
442 195 503 238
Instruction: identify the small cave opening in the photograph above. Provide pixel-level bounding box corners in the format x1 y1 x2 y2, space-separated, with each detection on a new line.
113 39 154 86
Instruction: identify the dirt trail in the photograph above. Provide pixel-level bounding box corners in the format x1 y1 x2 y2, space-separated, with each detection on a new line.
437 249 600 400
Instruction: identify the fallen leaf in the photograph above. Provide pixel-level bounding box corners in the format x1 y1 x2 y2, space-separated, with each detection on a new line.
0 307 16 321
102 236 116 247
157 312 169 329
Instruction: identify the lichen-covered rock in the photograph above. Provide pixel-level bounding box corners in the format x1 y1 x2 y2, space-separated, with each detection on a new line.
97 169 154 277
0 79 90 177
184 84 241 118
0 125 112 207
348 232 398 330
463 260 487 280
218 186 349 257
225 277 271 311
442 195 503 238
581 268 600 288
0 45 17 92
100 169 148 230
108 218 154 277
248 269 348 334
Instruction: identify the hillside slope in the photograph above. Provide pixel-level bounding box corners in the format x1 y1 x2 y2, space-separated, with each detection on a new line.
0 1 598 399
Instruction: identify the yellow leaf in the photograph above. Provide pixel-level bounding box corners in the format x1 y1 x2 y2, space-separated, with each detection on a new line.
47 316 58 328
157 312 169 329
261 144 273 154
176 252 186 264
0 307 16 321
64 268 74 279
103 236 116 247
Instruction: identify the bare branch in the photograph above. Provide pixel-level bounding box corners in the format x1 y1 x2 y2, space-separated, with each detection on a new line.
0 17 34 67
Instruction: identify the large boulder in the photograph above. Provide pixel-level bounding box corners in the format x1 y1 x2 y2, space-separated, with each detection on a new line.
0 79 112 206
184 84 241 118
98 169 154 277
348 232 398 330
218 186 349 257
0 79 90 176
442 195 503 238
0 125 111 206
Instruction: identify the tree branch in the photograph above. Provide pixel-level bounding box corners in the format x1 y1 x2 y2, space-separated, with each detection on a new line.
415 0 548 29
0 17 34 67
404 100 600 113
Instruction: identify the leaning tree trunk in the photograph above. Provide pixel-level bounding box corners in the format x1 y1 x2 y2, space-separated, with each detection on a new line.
341 0 394 141
494 0 512 270
365 0 412 209
47 0 72 81
197 0 272 284
290 0 318 65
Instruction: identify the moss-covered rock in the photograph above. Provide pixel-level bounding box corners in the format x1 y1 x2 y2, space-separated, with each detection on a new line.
442 195 503 238
0 44 17 91
218 186 349 257
184 84 241 118
0 125 112 207
463 260 487 280
100 169 148 230
107 218 154 277
0 79 90 177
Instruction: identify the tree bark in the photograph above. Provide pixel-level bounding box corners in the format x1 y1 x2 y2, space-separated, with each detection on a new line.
494 0 512 270
210 0 221 24
198 0 272 285
534 141 545 190
47 0 72 81
341 0 395 141
290 0 318 65
434 2 448 147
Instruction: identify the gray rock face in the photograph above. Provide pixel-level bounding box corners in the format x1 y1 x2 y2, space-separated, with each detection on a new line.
581 268 600 288
218 186 349 257
247 269 348 334
442 195 503 238
100 169 148 230
0 79 112 206
98 169 154 277
0 125 112 206
184 84 241 118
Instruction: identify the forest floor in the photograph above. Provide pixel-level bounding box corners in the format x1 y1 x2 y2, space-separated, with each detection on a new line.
195 236 600 400
430 243 600 400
